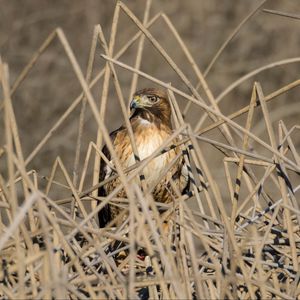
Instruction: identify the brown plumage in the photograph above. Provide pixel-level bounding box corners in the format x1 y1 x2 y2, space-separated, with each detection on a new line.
98 88 189 227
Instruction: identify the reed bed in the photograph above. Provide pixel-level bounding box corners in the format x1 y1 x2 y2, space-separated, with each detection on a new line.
0 1 299 299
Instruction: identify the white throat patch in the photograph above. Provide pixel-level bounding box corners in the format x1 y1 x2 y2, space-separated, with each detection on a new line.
138 117 151 126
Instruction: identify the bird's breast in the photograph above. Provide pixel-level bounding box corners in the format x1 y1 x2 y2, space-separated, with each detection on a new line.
121 123 175 186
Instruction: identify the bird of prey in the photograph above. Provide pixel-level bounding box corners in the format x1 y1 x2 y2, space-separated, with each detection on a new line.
98 88 189 227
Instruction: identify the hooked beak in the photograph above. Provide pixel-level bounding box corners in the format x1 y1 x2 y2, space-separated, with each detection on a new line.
130 95 141 110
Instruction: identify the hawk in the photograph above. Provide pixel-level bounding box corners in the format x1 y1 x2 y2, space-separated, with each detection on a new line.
98 88 189 227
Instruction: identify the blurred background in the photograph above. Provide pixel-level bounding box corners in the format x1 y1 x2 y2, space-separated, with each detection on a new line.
0 0 299 198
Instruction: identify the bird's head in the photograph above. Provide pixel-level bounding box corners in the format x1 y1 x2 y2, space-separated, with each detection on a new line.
130 88 171 127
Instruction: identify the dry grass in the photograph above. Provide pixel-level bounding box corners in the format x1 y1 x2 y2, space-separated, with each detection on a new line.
0 1 300 299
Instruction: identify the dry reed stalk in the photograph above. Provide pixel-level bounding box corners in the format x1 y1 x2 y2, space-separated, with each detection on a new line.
231 84 258 224
263 8 300 20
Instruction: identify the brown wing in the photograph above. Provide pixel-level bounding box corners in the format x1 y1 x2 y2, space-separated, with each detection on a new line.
98 126 124 228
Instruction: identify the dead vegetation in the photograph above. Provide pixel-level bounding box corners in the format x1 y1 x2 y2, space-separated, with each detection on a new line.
0 1 300 299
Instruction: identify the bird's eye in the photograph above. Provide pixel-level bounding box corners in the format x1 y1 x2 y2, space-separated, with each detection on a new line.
148 95 158 102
